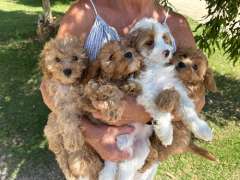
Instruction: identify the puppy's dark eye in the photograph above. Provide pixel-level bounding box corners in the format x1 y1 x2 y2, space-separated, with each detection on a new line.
192 64 198 70
72 56 78 61
109 54 114 60
182 54 188 58
163 34 171 45
124 51 133 59
55 57 61 63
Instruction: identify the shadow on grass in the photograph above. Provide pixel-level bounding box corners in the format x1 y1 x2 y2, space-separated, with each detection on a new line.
0 10 63 42
0 37 65 180
0 10 38 42
13 0 74 7
203 72 240 127
0 9 64 180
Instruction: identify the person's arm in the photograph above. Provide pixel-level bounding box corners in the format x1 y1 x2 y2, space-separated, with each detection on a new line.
167 12 197 50
57 0 94 39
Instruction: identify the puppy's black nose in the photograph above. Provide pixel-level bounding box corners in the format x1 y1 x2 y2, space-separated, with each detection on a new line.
124 51 133 59
63 69 72 77
177 62 186 69
163 50 170 58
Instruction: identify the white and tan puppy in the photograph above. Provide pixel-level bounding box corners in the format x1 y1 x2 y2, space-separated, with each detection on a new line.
131 18 213 146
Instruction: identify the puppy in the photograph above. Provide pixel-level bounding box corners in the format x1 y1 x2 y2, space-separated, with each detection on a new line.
41 37 102 180
129 18 213 146
84 40 142 124
40 37 89 152
141 48 217 171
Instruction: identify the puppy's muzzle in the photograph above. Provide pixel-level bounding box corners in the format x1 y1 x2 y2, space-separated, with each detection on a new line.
177 61 186 69
63 68 72 77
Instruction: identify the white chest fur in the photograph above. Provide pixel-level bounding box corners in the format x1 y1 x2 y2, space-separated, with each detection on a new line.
135 63 183 113
135 56 212 147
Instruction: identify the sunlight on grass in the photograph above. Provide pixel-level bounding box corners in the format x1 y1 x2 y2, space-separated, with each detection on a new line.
9 159 25 180
0 0 69 13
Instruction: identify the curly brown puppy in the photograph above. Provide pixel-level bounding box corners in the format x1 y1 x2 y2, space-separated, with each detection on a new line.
40 37 90 152
41 37 102 180
141 48 217 171
84 40 143 124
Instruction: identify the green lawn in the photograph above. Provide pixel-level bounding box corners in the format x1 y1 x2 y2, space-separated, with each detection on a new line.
0 1 239 180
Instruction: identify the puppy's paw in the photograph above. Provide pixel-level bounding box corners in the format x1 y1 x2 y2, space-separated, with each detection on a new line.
91 100 110 111
121 81 141 96
154 125 173 146
99 161 117 180
97 84 124 101
191 119 213 141
153 113 173 146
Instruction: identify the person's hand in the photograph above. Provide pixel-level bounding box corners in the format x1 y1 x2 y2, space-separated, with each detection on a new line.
81 118 134 161
40 80 55 111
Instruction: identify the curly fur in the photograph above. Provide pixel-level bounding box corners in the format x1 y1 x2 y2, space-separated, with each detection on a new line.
84 40 143 124
141 48 218 171
41 37 103 180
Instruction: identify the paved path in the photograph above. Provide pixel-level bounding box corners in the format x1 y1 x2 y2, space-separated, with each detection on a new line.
169 0 208 22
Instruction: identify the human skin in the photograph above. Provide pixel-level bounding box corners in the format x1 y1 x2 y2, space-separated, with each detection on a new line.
40 0 204 161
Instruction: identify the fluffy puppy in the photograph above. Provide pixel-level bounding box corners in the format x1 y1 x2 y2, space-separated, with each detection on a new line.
129 18 213 147
141 48 217 171
84 40 143 124
41 37 102 180
40 37 89 152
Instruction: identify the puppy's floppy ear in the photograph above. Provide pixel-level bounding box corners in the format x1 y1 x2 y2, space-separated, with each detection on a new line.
39 40 54 78
204 68 218 92
126 30 141 47
83 59 101 83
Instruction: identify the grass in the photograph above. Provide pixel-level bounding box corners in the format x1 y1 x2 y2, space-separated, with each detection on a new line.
0 1 239 180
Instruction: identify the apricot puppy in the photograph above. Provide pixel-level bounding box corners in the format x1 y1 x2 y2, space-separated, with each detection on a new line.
41 37 102 180
84 40 143 124
40 37 89 152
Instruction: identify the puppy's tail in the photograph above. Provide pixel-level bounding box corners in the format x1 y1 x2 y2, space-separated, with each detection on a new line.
187 143 217 161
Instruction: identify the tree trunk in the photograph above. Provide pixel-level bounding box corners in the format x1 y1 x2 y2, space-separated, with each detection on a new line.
37 0 58 42
42 0 53 24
